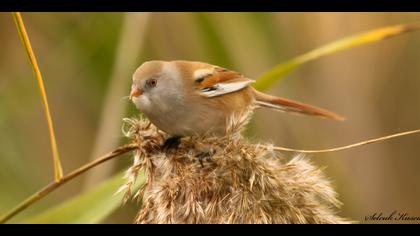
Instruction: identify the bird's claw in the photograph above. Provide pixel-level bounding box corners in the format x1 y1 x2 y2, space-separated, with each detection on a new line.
195 150 214 168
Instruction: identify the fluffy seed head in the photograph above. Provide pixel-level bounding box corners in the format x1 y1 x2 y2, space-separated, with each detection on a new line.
121 110 350 224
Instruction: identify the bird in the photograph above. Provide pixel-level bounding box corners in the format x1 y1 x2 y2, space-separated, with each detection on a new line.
130 60 344 148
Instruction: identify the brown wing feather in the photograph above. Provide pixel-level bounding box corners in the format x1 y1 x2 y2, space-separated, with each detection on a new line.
196 67 242 89
196 67 254 97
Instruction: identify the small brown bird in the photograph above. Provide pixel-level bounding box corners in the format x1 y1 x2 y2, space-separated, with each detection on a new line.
130 60 343 146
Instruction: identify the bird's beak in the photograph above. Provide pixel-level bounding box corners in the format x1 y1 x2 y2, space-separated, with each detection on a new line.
129 85 143 100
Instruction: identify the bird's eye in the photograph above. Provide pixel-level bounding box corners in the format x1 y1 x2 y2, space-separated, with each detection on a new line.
146 78 157 88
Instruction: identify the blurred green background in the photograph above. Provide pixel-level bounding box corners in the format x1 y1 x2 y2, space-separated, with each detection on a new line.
1 12 420 223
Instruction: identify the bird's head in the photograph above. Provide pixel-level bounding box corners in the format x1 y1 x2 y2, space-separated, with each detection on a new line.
130 60 216 113
130 61 181 113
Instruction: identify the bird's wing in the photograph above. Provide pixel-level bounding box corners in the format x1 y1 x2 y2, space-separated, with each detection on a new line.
195 67 255 97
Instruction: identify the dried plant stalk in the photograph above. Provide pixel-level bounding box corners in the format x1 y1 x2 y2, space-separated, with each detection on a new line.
122 111 350 224
0 143 137 224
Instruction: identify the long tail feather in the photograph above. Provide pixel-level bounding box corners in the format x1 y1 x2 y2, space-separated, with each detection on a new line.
252 88 345 121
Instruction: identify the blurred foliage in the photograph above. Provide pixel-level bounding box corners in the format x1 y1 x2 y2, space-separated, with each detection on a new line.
1 12 420 224
254 23 420 91
23 171 144 224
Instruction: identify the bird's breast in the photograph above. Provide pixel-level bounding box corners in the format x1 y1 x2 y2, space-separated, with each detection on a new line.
141 87 255 137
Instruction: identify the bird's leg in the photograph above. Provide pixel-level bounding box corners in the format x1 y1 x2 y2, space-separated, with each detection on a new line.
162 136 181 151
195 150 215 168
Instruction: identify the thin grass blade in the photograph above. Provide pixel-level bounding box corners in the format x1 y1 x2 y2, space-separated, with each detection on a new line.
12 12 64 181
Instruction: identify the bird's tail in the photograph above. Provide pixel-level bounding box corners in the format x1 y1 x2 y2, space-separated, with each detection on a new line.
252 88 345 121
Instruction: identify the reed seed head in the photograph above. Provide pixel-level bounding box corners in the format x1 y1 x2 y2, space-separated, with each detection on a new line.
121 110 350 224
